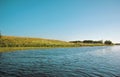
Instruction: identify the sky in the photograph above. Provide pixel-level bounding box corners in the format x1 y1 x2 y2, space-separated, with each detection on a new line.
0 0 120 43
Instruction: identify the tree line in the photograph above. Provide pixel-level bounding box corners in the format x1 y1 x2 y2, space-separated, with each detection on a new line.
69 40 113 45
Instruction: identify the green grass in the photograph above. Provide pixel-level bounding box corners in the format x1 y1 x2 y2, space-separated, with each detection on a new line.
0 36 75 47
0 36 106 52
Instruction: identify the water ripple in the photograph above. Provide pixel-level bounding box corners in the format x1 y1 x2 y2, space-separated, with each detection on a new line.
0 46 120 77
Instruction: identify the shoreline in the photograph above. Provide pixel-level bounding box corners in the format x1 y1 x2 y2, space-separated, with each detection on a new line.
0 36 113 52
0 45 112 52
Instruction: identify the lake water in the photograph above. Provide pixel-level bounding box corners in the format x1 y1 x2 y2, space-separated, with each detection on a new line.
0 46 120 77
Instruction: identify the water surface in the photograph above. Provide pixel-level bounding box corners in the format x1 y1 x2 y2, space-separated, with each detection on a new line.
0 46 120 77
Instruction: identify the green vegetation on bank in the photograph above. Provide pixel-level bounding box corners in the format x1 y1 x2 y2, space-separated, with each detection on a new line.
0 35 113 52
115 43 120 45
0 47 48 52
0 35 76 52
0 36 76 47
69 40 113 45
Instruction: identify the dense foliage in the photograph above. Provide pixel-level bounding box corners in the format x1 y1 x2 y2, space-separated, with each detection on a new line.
69 40 114 46
70 40 103 44
104 40 113 45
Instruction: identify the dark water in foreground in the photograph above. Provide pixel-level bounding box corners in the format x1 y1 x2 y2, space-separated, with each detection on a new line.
0 46 120 77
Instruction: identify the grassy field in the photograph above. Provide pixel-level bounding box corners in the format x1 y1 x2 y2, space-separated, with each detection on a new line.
0 36 76 47
0 36 105 52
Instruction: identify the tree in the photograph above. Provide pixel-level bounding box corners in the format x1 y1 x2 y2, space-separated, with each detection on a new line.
93 40 103 44
104 40 112 45
69 41 82 43
83 40 93 43
0 32 1 38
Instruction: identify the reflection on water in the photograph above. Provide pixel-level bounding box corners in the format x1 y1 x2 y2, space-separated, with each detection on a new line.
0 46 120 77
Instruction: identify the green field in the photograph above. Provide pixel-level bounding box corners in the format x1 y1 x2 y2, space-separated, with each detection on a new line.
0 36 77 47
0 36 105 52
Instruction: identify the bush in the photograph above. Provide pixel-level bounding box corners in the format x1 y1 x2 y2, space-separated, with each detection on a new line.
83 40 93 43
104 40 112 45
0 32 1 39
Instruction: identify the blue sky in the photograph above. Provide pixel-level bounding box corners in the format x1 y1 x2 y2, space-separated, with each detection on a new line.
0 0 120 43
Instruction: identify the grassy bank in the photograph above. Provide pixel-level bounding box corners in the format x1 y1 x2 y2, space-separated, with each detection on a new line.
0 44 105 52
0 36 106 52
0 47 53 52
0 36 75 52
0 36 76 47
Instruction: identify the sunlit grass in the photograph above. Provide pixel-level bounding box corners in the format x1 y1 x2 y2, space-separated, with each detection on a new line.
0 36 75 47
0 36 107 52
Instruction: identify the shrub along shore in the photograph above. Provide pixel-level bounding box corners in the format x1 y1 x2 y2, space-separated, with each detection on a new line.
0 36 113 52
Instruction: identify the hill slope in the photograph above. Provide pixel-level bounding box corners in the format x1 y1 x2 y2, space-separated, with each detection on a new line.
0 36 75 47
